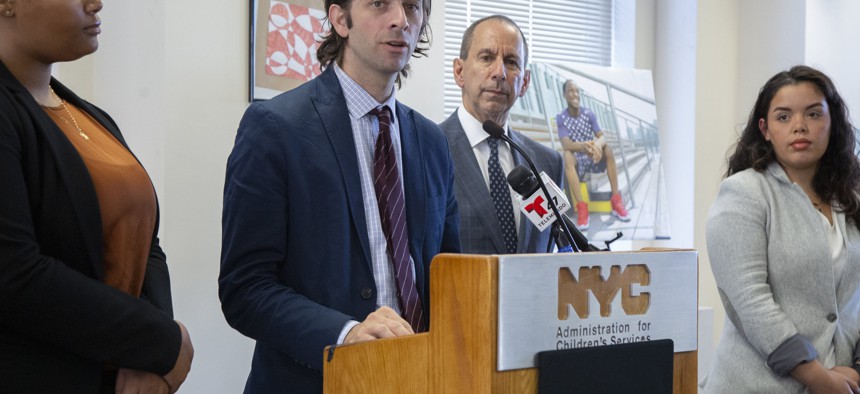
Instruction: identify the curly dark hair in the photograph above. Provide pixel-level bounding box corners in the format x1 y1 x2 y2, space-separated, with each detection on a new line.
727 65 860 222
315 0 432 87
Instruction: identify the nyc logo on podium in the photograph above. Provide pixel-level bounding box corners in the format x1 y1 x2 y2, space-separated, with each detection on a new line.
495 251 698 371
557 265 651 320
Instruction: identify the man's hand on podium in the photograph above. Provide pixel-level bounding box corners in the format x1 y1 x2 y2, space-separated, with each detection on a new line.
344 306 414 344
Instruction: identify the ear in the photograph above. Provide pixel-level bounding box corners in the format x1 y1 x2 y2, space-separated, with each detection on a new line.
453 58 465 89
758 118 770 141
518 69 531 98
329 4 349 38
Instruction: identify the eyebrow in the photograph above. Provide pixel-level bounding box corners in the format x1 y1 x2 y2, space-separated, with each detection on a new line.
771 103 825 112
505 54 522 62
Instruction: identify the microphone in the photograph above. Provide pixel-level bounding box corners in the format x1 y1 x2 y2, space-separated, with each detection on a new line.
507 166 571 232
483 120 577 250
507 165 602 252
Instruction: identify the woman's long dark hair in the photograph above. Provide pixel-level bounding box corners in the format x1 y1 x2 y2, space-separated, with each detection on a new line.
727 65 860 224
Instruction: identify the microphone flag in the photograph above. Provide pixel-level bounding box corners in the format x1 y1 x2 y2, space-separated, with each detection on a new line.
518 172 570 231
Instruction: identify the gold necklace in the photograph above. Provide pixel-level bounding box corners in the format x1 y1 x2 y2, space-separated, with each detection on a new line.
812 200 823 212
49 88 90 141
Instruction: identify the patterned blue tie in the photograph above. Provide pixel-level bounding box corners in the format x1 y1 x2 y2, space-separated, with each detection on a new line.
487 137 517 254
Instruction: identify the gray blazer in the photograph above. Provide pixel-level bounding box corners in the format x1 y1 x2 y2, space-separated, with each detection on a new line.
703 162 860 393
440 109 564 254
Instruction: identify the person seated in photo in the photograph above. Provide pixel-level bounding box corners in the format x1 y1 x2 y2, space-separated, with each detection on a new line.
556 79 630 230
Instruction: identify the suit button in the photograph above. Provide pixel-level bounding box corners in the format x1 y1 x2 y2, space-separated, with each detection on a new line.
360 288 373 300
827 313 837 322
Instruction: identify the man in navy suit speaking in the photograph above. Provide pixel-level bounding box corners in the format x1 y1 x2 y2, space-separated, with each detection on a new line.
219 0 460 392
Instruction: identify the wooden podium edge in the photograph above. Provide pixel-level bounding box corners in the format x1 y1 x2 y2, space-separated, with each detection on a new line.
324 252 698 393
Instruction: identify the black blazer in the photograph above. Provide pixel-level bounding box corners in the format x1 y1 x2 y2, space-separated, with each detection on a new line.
0 61 180 392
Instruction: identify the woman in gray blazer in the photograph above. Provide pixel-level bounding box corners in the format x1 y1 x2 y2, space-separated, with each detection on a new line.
703 65 860 393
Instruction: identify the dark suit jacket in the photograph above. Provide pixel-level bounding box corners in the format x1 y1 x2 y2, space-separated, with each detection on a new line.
219 67 461 393
440 109 564 254
0 61 180 392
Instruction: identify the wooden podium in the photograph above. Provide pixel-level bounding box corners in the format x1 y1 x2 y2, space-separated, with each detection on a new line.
323 253 698 393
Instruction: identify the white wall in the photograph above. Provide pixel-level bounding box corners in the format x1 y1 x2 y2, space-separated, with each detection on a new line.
634 0 656 70
736 0 806 122
52 0 860 391
160 1 255 392
397 0 448 122
806 1 860 119
694 0 739 354
650 0 697 252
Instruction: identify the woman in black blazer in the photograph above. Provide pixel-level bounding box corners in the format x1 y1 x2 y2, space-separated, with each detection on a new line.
0 1 192 392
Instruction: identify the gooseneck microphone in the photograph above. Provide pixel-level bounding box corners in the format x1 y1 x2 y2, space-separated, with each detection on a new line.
507 165 601 252
482 120 578 250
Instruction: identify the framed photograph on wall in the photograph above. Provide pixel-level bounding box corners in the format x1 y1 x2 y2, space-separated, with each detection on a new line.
517 62 668 241
250 0 327 101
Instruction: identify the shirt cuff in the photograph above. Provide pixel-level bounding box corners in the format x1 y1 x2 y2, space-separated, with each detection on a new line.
853 340 860 364
337 320 360 345
767 334 818 376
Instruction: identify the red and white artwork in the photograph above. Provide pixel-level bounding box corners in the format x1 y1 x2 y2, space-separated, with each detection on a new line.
266 2 326 81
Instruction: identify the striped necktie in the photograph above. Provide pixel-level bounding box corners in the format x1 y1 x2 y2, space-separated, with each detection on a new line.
370 106 426 332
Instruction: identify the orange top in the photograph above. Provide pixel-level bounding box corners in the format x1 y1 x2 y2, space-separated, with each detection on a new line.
43 101 156 297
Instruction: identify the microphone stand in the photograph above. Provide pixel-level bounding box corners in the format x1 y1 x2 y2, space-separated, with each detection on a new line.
484 121 579 251
550 221 575 253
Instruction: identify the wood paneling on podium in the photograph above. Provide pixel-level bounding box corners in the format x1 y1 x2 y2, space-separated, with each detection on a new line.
323 253 697 393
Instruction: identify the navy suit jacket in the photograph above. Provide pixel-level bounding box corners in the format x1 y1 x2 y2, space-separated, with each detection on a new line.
440 109 564 254
219 67 461 393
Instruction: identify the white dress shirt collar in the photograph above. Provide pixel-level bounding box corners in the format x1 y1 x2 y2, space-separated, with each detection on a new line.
457 106 510 149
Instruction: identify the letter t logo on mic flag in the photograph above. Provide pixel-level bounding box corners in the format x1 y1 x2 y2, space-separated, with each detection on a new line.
518 172 571 231
524 195 549 217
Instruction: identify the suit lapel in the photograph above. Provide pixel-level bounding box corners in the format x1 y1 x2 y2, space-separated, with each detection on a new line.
11 75 106 277
313 69 372 268
508 130 536 253
397 105 428 296
837 213 857 298
448 114 507 253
